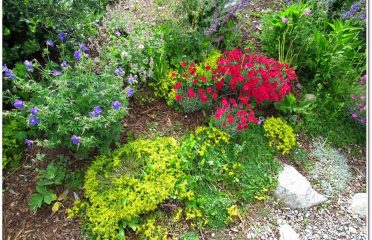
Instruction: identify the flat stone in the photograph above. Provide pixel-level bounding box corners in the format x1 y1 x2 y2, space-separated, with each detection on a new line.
304 93 316 101
275 164 327 208
279 223 300 240
349 193 367 217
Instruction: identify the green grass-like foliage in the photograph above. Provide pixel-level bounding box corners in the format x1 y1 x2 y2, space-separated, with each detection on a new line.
71 137 182 239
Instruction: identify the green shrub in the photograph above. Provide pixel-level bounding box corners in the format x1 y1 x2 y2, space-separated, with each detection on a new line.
70 137 182 239
3 0 111 65
263 117 296 155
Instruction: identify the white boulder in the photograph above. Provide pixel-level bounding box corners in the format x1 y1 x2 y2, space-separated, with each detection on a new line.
349 193 367 217
279 223 300 240
275 164 327 208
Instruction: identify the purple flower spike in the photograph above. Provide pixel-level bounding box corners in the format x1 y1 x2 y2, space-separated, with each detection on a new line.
74 50 81 61
112 100 122 110
25 139 32 147
30 107 39 115
71 135 79 145
14 99 25 109
52 70 62 76
115 29 121 36
126 87 134 97
46 39 54 47
61 60 69 68
29 116 39 126
24 60 34 72
58 33 67 41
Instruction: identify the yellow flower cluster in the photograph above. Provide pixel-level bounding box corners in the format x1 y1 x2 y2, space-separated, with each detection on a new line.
227 205 239 222
75 137 182 239
263 117 296 155
136 216 168 240
149 69 177 106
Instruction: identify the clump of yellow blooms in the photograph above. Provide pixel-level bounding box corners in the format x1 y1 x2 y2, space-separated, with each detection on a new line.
263 117 296 155
70 137 183 239
149 69 177 106
227 205 239 222
136 215 168 240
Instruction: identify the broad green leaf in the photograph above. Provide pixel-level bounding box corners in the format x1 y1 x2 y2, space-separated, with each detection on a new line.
29 193 43 213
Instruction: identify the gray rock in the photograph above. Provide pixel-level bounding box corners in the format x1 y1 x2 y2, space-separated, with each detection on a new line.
275 164 327 208
279 223 300 240
349 193 367 217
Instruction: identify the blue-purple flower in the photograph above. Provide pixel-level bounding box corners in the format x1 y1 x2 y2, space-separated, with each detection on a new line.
24 60 34 72
61 60 69 68
115 29 121 36
74 50 81 61
127 77 134 84
115 67 125 77
78 42 89 52
89 106 102 117
25 139 32 147
58 32 67 41
71 135 79 145
281 17 289 24
29 117 39 126
112 100 122 110
2 64 7 72
14 99 25 109
4 69 16 79
30 107 39 115
126 87 134 97
304 9 312 16
46 39 54 47
52 70 62 76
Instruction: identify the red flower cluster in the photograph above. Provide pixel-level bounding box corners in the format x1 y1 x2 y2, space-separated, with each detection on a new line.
173 49 296 133
213 49 295 104
214 97 258 133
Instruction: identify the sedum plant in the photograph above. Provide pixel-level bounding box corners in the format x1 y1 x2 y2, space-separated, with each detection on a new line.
263 117 296 155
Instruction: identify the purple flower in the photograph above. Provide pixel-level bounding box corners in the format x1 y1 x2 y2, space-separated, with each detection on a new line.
115 67 125 77
52 70 62 76
2 64 7 72
112 100 122 110
281 17 289 24
78 42 89 52
25 139 32 147
126 87 134 97
127 77 134 84
14 99 25 109
360 95 365 100
46 39 54 47
30 107 39 115
360 74 366 85
74 50 81 61
4 69 16 79
58 33 67 41
115 29 121 36
304 9 312 16
352 112 358 118
61 60 69 68
360 118 366 123
24 60 34 72
71 135 79 145
257 116 265 125
351 95 357 100
29 117 39 126
89 106 102 117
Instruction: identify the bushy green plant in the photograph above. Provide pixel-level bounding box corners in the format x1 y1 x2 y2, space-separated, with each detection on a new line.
179 231 200 240
263 117 296 155
2 112 30 169
69 137 183 239
179 126 281 227
5 39 130 158
3 0 111 65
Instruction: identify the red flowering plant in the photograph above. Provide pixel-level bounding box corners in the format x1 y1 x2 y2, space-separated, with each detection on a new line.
173 49 297 135
173 61 217 113
212 97 258 136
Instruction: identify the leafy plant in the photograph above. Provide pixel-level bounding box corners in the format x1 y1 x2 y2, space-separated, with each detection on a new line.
29 162 66 213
